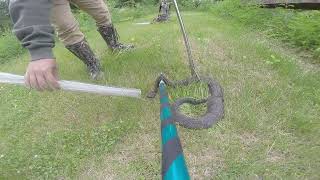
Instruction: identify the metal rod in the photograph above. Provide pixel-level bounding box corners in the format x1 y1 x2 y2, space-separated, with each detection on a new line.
172 0 200 79
0 72 141 98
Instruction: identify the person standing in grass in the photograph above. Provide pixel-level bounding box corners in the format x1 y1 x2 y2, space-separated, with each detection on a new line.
9 0 133 91
154 0 170 22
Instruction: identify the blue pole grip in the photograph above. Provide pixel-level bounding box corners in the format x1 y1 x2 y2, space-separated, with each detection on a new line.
159 81 190 180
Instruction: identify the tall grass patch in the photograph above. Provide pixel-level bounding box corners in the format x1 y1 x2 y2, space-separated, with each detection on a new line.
211 0 320 61
0 32 25 64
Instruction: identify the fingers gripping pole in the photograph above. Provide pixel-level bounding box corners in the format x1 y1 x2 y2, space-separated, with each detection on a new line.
0 72 141 98
159 81 190 180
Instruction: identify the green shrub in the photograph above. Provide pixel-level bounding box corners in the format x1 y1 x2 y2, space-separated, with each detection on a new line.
0 0 9 17
111 5 156 22
211 0 320 60
0 32 25 64
174 0 221 10
109 0 219 9
111 0 157 8
0 0 11 33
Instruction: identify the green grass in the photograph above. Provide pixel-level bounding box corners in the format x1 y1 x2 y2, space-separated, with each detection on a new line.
211 0 320 61
1 10 320 179
0 31 25 64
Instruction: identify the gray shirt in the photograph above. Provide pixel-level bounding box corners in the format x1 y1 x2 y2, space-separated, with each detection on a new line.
9 0 55 61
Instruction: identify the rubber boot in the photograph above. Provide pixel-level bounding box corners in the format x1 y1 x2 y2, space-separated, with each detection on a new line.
98 24 134 51
66 39 103 80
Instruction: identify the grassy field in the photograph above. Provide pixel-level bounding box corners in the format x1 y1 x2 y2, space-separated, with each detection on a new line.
0 11 319 179
210 0 320 61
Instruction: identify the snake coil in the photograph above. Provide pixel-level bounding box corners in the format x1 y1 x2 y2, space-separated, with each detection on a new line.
147 74 224 129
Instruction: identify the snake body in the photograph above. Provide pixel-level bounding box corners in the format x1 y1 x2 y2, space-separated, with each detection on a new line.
147 74 224 129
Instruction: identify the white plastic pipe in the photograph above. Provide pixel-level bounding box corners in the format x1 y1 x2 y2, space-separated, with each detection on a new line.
0 72 141 98
135 22 151 25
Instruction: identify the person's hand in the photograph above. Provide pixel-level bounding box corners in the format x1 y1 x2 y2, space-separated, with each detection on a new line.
25 59 60 91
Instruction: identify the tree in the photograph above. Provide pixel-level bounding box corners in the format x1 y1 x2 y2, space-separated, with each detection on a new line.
0 0 9 16
0 0 10 31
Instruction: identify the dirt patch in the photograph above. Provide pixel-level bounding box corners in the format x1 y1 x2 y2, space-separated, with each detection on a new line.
93 112 112 127
229 80 244 97
64 107 80 124
239 132 258 147
266 150 285 163
185 147 225 179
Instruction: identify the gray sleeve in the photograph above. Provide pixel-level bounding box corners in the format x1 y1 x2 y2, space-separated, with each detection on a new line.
9 0 55 61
